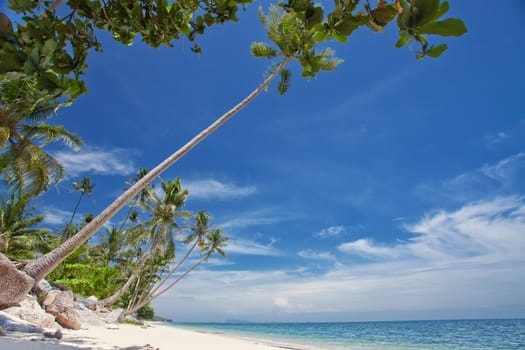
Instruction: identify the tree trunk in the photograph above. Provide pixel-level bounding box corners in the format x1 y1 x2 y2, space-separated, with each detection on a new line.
63 193 84 240
100 250 152 307
19 57 290 290
123 256 207 318
0 253 33 309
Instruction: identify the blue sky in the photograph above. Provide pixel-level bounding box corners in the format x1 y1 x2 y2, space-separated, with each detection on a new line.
3 1 525 322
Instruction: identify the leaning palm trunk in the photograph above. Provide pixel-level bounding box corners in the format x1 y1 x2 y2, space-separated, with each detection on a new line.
123 254 208 317
62 192 84 240
17 57 290 290
100 248 153 307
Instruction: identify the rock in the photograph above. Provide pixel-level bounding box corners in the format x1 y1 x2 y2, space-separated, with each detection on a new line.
37 279 54 294
0 254 34 309
0 311 43 333
42 290 61 308
101 308 123 324
74 295 97 311
77 309 105 326
43 329 63 339
3 293 58 329
44 291 81 330
86 296 98 310
105 323 119 330
3 305 57 329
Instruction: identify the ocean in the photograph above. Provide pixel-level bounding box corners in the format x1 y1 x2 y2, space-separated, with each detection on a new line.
172 319 525 350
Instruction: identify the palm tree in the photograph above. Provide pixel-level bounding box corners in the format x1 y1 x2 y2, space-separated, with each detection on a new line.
0 190 50 260
3 7 341 305
124 228 228 317
100 178 189 307
62 177 95 240
0 77 83 196
118 168 149 232
147 210 210 297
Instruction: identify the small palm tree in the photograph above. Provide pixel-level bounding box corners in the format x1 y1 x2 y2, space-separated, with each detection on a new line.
124 227 228 317
100 178 189 307
0 77 83 196
62 177 95 240
0 190 50 260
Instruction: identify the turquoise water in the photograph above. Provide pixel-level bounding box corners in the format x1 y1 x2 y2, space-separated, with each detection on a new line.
172 319 525 350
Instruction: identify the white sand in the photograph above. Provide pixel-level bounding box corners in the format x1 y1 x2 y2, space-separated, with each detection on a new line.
0 323 289 350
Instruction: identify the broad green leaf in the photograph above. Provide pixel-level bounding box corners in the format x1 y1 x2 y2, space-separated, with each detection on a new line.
44 39 57 52
395 32 410 48
412 0 440 26
305 6 323 30
331 30 348 43
313 26 328 42
370 5 397 27
419 18 467 37
426 44 447 58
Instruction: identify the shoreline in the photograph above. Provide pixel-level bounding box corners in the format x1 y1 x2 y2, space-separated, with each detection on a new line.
0 322 300 350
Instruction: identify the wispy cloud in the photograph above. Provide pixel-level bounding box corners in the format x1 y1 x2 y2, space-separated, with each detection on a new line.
480 152 525 184
415 152 525 203
183 179 256 200
227 238 281 256
338 239 404 259
154 196 525 322
54 146 137 177
315 225 346 238
219 209 289 230
297 250 336 261
339 196 525 263
41 207 72 226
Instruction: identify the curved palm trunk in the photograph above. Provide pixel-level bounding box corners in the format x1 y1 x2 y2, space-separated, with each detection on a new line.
22 57 290 285
123 255 207 317
148 237 200 297
63 192 84 239
100 250 151 307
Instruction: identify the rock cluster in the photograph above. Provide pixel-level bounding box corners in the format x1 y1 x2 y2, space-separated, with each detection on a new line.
0 279 123 339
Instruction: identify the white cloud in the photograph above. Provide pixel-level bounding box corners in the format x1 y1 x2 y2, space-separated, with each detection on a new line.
416 152 525 203
54 147 137 177
338 239 404 259
316 225 346 238
219 210 289 230
154 196 525 322
41 207 72 226
480 152 525 183
183 179 256 200
227 238 281 256
297 250 336 261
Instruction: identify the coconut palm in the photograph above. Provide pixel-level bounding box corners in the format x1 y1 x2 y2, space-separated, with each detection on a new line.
124 228 228 317
100 178 188 307
0 190 50 260
4 0 462 306
0 77 82 196
62 177 95 240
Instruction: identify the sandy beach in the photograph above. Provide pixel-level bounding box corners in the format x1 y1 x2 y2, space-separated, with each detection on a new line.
0 323 285 350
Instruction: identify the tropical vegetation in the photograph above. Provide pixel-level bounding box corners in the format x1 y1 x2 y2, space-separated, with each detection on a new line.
0 0 467 317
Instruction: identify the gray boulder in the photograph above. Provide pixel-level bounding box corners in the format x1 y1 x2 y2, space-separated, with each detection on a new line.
44 291 81 330
77 309 105 327
3 294 58 329
0 311 43 333
101 308 123 323
37 279 54 294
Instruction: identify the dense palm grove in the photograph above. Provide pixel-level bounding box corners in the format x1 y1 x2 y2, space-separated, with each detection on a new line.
0 169 227 318
0 0 466 316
